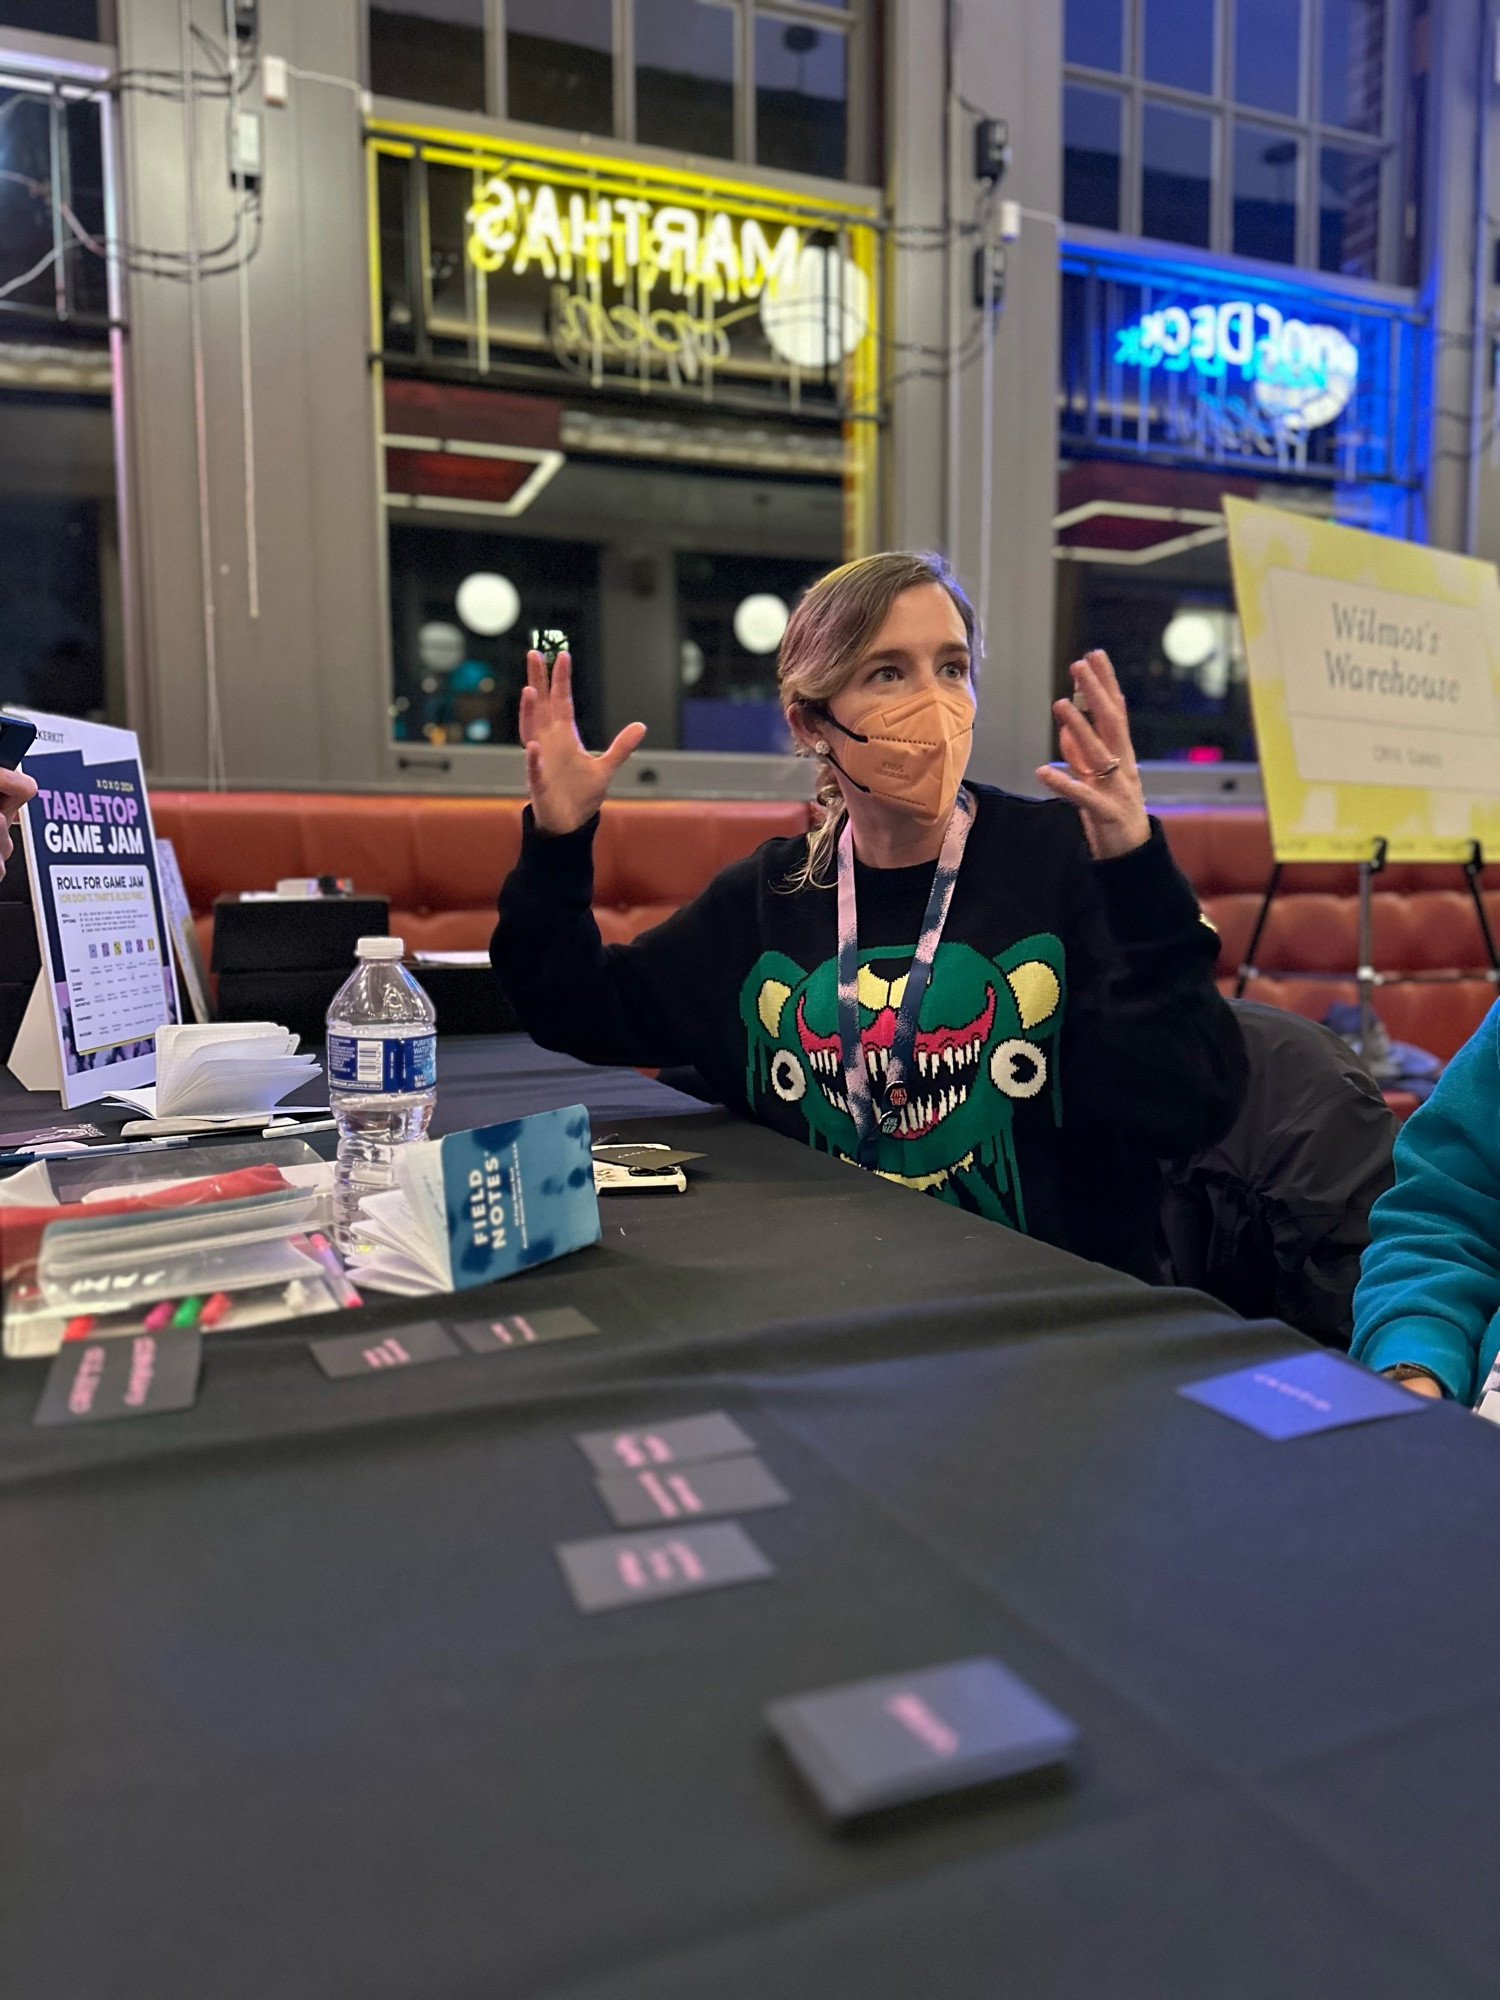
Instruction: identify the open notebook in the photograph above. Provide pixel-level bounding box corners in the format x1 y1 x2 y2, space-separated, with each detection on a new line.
346 1105 600 1296
108 1023 322 1132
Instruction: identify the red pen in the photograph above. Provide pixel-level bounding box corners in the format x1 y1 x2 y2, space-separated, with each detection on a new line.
198 1293 234 1329
62 1316 95 1342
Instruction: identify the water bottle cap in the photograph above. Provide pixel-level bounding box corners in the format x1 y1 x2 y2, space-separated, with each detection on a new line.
356 936 405 960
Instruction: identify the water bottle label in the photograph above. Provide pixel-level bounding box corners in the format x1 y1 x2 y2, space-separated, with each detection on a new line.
328 1033 437 1095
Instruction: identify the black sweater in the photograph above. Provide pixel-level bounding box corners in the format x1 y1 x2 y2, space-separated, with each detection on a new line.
491 783 1247 1278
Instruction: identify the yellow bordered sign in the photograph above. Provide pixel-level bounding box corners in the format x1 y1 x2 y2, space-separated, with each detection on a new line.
1226 495 1500 862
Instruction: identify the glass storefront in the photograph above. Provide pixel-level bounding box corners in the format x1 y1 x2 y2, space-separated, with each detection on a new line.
369 123 879 770
1055 240 1424 765
0 62 121 726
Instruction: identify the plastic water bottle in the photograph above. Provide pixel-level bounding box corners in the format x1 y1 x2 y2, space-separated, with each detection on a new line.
326 936 437 1250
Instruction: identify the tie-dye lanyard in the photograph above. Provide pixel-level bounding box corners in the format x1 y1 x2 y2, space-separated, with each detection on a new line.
836 785 974 1165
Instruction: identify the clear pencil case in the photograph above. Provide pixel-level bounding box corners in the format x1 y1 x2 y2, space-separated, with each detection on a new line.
37 1185 330 1318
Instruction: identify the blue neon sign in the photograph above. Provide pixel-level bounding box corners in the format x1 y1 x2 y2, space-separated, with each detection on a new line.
1114 300 1359 433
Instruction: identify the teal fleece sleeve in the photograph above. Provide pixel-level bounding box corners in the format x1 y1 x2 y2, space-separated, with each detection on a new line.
1351 1003 1500 1404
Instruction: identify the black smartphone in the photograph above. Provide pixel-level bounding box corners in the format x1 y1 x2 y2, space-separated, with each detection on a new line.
0 716 36 771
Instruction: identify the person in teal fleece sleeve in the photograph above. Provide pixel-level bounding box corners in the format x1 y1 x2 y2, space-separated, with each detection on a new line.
1351 1002 1500 1404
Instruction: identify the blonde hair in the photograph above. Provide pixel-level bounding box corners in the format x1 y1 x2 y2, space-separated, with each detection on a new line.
777 550 979 890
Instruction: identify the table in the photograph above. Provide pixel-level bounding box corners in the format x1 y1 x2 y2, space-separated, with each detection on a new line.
3 1038 1500 1997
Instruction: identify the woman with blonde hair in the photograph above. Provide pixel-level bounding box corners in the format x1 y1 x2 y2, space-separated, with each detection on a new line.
492 550 1245 1275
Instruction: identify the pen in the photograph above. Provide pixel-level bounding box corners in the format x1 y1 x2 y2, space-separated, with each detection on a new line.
143 1299 176 1331
62 1316 96 1342
300 1230 363 1308
198 1292 234 1329
0 1135 192 1164
263 1117 338 1137
171 1296 205 1329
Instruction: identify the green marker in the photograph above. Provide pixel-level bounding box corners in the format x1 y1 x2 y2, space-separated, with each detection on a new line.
171 1296 205 1329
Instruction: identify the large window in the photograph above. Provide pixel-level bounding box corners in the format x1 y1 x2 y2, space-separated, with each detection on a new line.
1063 0 1393 281
367 0 873 184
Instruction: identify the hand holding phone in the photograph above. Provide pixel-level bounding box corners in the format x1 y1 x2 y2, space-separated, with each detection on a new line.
0 715 36 771
0 718 39 885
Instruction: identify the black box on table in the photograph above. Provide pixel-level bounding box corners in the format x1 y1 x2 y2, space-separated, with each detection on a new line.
211 894 390 1043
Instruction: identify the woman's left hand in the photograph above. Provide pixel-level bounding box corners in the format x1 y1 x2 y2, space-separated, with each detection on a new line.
1036 649 1151 862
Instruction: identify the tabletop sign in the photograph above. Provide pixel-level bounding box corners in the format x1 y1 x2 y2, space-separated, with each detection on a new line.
594 1452 790 1529
1225 497 1500 861
575 1410 754 1475
7 709 181 1106
309 1320 459 1380
555 1521 774 1613
1178 1350 1433 1440
451 1306 599 1352
767 1658 1079 1822
33 1329 202 1427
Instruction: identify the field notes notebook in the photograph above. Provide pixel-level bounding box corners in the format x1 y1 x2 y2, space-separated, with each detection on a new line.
346 1104 601 1295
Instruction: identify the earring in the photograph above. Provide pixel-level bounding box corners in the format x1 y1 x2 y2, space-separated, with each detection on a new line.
814 739 830 755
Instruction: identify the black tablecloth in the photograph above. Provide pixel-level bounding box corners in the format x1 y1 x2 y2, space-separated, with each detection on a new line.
2 1040 1499 1997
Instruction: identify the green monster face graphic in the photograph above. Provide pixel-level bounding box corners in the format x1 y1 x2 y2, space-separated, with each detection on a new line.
739 934 1066 1231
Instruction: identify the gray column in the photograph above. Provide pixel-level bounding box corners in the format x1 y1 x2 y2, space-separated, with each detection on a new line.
1417 0 1486 555
116 0 385 785
886 0 1062 795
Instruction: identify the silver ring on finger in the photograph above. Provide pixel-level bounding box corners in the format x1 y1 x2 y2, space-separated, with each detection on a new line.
1089 758 1121 780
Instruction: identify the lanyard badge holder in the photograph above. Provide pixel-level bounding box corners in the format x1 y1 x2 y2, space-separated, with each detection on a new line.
835 788 975 1165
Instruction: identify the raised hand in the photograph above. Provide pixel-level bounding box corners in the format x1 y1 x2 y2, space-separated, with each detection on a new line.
1035 648 1151 862
519 649 646 837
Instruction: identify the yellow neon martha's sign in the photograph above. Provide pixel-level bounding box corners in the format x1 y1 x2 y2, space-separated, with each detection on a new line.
466 178 801 302
368 120 882 403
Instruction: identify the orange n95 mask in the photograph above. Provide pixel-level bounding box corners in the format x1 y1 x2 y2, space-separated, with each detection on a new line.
821 682 975 824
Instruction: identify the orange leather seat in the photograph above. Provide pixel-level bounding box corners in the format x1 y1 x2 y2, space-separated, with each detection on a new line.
1156 806 1499 1064
148 791 1495 1075
149 791 815 965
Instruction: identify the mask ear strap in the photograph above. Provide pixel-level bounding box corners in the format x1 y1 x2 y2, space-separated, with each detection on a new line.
799 704 872 793
794 702 872 793
821 741 871 795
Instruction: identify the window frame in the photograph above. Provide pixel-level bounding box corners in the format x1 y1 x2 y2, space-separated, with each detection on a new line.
365 0 872 184
1063 0 1404 282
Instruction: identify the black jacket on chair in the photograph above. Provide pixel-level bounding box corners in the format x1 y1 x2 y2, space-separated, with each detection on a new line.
1158 1000 1396 1348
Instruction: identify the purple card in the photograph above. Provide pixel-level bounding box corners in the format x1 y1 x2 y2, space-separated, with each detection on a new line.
767 1658 1078 1822
575 1411 754 1474
1178 1350 1433 1441
594 1453 790 1529
555 1521 774 1612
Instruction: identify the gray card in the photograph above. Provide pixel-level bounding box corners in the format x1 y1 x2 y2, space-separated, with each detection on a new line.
556 1521 774 1613
34 1330 202 1427
575 1410 754 1475
594 1452 790 1529
310 1320 459 1379
451 1306 599 1353
767 1657 1078 1822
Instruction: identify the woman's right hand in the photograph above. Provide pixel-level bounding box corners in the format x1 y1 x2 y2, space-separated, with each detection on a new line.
520 649 646 836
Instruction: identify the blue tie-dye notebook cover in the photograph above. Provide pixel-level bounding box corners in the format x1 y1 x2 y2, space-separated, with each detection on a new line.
393 1104 600 1291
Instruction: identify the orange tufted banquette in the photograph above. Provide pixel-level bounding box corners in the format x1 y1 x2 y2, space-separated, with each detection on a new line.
149 792 1499 1066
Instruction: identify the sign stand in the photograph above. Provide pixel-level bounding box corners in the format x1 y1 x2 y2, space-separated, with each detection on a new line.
1353 839 1390 1076
7 971 63 1093
1233 835 1500 1076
